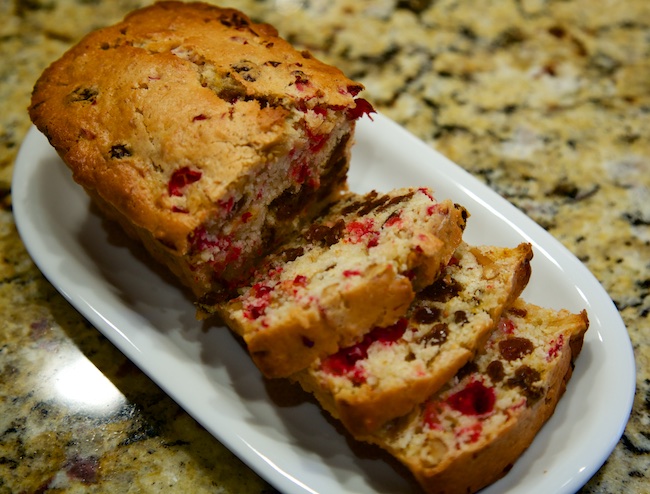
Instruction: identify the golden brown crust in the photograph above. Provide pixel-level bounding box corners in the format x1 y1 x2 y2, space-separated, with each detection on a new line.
29 1 365 297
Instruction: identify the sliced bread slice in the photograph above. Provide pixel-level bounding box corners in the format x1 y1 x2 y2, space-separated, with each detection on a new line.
210 187 468 378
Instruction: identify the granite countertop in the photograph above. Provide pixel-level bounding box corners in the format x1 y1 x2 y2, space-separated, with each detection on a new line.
1 0 648 492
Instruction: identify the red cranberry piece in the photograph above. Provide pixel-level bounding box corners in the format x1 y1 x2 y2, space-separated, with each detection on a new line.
418 187 435 201
346 218 380 247
312 105 328 117
320 319 406 381
308 132 328 153
347 84 363 97
547 334 565 360
302 120 330 153
426 205 441 215
218 196 235 214
346 98 375 120
457 423 483 443
189 227 233 256
447 380 496 416
293 274 308 286
422 400 443 430
252 283 273 298
244 284 273 320
383 211 402 227
290 161 311 184
292 70 310 91
320 344 368 385
498 317 517 334
371 318 408 344
169 167 202 197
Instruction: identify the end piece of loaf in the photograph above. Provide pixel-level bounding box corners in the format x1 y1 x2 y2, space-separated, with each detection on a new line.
293 242 534 436
29 1 372 298
211 188 468 378
367 299 589 494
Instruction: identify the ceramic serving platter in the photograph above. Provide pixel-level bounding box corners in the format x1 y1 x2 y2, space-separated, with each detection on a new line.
13 113 635 494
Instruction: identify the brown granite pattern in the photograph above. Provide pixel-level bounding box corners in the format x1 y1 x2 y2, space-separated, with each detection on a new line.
1 0 648 492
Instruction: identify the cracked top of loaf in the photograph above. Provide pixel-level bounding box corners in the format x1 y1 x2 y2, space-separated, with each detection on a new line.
28 1 366 254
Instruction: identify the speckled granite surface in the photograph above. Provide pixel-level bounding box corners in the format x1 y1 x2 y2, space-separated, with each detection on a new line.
1 0 648 492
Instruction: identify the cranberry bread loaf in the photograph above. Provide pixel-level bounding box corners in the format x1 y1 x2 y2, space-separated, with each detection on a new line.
366 299 589 494
29 1 372 298
211 188 468 378
293 242 534 435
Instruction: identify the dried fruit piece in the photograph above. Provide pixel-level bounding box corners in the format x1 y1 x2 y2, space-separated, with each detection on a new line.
417 323 449 346
168 167 202 197
499 337 534 361
67 87 98 103
446 380 496 416
109 144 131 159
486 360 505 382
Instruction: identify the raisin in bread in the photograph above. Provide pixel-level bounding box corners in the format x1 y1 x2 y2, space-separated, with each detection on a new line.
211 188 468 378
365 299 589 494
28 1 372 298
293 242 534 436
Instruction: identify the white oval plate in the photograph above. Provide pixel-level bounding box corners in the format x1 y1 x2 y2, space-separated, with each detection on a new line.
13 113 635 494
